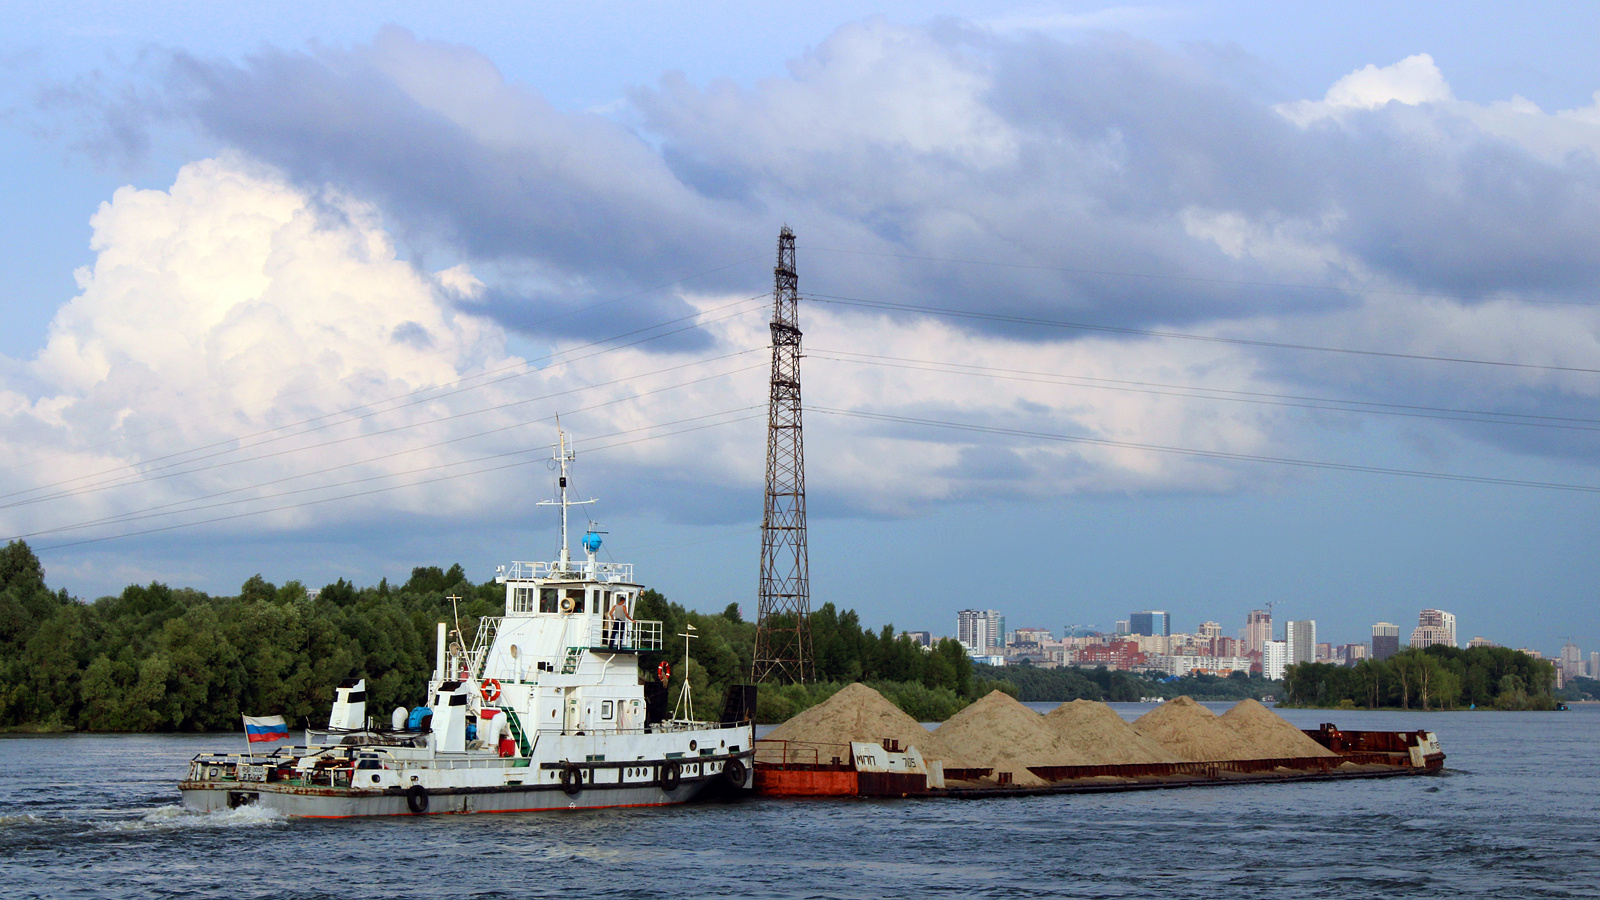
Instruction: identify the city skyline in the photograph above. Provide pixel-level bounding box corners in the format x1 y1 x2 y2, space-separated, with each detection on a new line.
947 602 1591 676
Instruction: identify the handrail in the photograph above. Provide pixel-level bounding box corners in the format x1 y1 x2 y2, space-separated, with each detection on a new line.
586 619 663 651
503 560 634 583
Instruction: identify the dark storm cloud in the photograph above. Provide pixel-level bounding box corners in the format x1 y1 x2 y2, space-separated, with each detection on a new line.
165 27 766 338
158 23 1600 335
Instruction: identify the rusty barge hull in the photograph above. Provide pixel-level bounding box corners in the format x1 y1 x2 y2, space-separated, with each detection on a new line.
754 725 1446 800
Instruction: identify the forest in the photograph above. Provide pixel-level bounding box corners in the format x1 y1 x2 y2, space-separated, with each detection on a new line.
1280 645 1558 710
0 539 996 730
9 538 1549 731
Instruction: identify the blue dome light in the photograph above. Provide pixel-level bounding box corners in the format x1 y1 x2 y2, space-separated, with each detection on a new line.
582 531 603 553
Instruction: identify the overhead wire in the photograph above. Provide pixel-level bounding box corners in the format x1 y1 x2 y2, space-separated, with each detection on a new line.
8 357 766 541
810 406 1600 494
807 348 1600 432
0 294 771 509
805 292 1600 375
0 251 769 478
33 406 767 551
798 244 1600 308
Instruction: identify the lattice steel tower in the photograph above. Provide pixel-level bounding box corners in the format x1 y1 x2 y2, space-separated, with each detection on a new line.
752 226 812 683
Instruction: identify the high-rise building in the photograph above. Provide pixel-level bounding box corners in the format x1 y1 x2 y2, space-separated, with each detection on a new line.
1559 643 1583 682
1244 610 1273 657
1114 619 1130 635
1590 652 1599 680
1011 627 1052 648
1285 620 1316 666
1130 610 1170 637
1198 621 1223 641
1339 643 1369 665
957 609 1004 653
1410 609 1457 648
1262 640 1288 681
1372 623 1400 661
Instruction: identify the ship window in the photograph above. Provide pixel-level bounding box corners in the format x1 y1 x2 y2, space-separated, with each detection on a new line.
601 701 614 720
512 587 535 613
539 589 558 613
565 588 585 613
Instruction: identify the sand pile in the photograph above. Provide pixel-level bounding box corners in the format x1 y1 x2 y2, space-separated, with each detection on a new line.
932 691 1088 786
1219 699 1338 759
761 683 954 764
1131 696 1258 762
1043 700 1180 765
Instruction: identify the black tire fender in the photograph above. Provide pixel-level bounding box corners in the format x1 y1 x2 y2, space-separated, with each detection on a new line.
406 784 429 814
722 757 747 788
660 760 681 792
560 764 583 796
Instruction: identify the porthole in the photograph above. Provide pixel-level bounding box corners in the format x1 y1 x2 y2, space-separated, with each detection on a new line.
689 740 697 751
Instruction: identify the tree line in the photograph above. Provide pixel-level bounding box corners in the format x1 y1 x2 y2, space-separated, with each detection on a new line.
1280 645 1557 710
0 540 992 731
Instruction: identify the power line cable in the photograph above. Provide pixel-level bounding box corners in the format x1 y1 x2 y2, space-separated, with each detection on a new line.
34 407 765 551
811 406 1600 494
0 297 769 508
805 292 1600 375
799 244 1599 308
808 349 1600 432
0 252 768 477
9 360 765 541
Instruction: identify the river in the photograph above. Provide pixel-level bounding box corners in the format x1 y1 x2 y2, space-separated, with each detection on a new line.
2 703 1595 899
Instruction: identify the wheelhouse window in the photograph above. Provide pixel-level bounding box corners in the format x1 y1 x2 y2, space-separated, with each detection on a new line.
539 588 558 613
512 587 535 613
564 588 585 613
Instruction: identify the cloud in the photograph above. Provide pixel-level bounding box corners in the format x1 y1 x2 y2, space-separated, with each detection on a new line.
1278 53 1453 125
14 23 1600 557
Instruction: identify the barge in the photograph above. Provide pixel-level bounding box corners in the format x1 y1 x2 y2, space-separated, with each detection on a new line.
755 723 1445 799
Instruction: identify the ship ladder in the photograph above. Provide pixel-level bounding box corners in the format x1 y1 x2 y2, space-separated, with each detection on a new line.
561 646 583 674
501 708 535 758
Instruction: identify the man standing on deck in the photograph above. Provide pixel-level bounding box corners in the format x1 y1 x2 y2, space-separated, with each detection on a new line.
605 595 632 648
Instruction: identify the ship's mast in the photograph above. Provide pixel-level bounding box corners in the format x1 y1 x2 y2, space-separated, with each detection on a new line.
537 425 594 572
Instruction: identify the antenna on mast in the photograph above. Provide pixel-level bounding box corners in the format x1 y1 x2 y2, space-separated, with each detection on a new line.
537 421 596 572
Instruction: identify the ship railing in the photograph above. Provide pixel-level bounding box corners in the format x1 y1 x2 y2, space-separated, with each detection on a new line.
468 617 502 679
586 619 663 651
501 560 634 583
753 738 853 768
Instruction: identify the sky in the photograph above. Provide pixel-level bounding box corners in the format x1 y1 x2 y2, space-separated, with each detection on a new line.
1 1 1596 655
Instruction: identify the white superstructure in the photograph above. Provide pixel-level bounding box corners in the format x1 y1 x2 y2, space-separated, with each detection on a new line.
180 429 754 817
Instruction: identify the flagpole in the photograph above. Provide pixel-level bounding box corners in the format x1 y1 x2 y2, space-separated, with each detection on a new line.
241 714 252 763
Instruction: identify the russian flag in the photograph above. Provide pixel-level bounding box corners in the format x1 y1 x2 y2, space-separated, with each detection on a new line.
243 715 289 743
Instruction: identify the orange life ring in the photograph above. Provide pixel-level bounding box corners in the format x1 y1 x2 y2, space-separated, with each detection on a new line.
657 661 671 681
480 678 502 703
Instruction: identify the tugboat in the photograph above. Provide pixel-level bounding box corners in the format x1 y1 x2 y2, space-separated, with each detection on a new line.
179 429 755 817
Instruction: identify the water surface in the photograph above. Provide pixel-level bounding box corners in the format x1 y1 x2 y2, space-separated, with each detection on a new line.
2 704 1595 899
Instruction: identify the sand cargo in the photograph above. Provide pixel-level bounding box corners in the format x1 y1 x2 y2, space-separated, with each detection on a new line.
754 686 1444 799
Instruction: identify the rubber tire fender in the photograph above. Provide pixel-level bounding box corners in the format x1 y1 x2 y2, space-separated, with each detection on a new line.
560 764 583 796
406 784 429 814
659 760 681 792
722 757 747 789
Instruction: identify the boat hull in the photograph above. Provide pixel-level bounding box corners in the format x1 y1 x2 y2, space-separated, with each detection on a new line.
181 749 753 817
181 773 734 817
